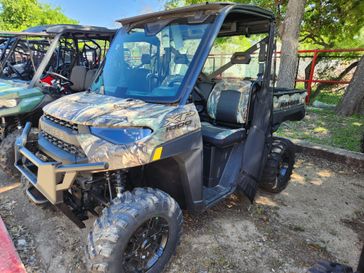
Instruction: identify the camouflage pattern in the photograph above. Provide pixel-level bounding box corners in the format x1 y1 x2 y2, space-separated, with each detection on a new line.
207 80 251 124
38 87 305 171
273 92 306 110
42 92 201 170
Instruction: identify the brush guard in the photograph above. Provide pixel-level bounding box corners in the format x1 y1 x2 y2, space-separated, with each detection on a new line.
15 122 108 205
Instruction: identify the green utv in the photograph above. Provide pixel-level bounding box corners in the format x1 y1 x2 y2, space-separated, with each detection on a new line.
15 4 306 273
0 25 115 177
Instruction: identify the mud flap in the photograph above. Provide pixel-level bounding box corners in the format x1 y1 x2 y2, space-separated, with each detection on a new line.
239 172 258 202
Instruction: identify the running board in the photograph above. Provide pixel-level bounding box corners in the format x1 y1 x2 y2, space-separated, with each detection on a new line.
202 143 244 208
203 185 234 208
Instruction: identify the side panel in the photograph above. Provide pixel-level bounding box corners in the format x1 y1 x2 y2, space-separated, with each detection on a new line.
0 87 45 117
144 131 204 211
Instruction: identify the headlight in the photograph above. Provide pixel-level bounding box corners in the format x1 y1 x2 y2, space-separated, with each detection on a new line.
90 127 153 145
0 99 18 108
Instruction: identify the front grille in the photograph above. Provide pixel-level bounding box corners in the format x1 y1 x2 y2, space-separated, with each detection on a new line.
44 114 78 132
41 131 85 157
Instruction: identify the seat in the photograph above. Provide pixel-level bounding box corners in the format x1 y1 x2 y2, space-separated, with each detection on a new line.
201 79 251 147
127 54 152 91
207 79 251 124
84 69 97 89
201 122 246 147
70 66 87 91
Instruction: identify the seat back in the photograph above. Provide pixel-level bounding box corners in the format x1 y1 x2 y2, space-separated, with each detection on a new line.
207 80 251 125
70 66 87 91
84 69 97 89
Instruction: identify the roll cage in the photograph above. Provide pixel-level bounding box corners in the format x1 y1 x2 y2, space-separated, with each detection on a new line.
116 3 275 105
0 25 115 87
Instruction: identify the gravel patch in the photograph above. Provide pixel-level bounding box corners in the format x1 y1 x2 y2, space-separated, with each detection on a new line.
0 154 362 273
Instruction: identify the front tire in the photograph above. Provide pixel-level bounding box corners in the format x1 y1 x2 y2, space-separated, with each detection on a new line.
87 188 183 273
0 129 20 178
0 128 38 179
259 138 295 193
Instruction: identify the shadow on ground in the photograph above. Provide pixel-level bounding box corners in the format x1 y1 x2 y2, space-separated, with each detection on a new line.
0 154 363 273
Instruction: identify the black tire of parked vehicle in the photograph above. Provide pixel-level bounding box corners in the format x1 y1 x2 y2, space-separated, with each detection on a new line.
87 187 183 273
259 137 295 193
0 129 38 179
308 260 354 273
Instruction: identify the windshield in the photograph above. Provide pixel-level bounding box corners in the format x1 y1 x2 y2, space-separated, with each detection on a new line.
91 19 212 102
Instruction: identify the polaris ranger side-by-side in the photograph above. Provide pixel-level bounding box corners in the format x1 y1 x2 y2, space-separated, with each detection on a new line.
0 25 115 177
15 4 306 273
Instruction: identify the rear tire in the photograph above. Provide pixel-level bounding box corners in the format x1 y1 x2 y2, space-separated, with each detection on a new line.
87 187 183 273
259 137 295 193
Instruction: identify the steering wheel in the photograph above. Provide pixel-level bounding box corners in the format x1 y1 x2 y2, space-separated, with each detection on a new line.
167 78 182 87
46 71 73 86
6 62 24 79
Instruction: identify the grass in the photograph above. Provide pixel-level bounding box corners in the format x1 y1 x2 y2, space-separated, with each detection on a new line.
276 107 364 152
294 83 344 105
315 89 344 105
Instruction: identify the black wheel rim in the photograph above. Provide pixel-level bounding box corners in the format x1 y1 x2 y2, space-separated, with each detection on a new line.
123 216 169 272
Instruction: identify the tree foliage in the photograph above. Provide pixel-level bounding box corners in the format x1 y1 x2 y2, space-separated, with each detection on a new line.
165 0 364 49
301 0 364 48
0 0 78 31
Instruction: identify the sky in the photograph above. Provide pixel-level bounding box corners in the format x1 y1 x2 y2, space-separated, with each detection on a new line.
39 0 167 28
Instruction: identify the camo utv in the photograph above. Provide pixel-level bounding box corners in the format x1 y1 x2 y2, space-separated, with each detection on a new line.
0 25 115 177
16 4 306 273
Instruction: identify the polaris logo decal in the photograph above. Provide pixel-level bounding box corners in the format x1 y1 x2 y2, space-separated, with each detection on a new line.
164 111 195 131
279 99 300 108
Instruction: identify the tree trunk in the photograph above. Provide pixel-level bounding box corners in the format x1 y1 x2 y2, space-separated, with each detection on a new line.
310 61 358 103
336 56 364 116
277 0 307 88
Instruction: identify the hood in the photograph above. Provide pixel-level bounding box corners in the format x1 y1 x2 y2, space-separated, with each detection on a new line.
41 91 201 171
43 92 180 128
0 79 40 99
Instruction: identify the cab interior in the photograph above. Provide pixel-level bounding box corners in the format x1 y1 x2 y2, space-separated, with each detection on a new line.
191 11 272 189
127 10 274 207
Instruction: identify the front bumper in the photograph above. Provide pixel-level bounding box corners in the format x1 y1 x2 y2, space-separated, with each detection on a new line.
15 122 109 204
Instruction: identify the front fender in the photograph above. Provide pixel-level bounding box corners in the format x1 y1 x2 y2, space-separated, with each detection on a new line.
0 87 44 117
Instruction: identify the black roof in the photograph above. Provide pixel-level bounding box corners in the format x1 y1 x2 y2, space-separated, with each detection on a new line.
118 3 274 26
0 24 115 38
25 24 115 34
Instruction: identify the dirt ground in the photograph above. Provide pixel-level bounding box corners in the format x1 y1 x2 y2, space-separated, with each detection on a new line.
0 154 363 273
